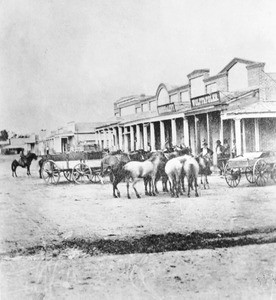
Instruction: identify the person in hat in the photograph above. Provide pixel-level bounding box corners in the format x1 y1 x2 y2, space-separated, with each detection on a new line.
231 139 237 158
223 138 230 159
216 140 225 175
199 141 213 175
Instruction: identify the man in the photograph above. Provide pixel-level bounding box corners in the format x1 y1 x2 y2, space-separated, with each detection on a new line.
19 149 27 166
216 140 225 175
198 141 213 175
223 138 230 159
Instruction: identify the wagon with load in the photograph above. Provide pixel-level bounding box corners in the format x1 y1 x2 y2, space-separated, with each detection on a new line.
40 152 103 184
224 151 276 187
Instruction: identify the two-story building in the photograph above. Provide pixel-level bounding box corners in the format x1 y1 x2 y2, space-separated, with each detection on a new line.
95 58 276 164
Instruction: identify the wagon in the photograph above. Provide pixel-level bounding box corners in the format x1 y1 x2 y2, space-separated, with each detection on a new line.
224 151 276 187
41 152 103 184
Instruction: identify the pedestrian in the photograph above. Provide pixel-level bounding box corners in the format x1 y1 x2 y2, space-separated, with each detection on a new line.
216 140 225 175
223 138 230 159
231 139 237 158
199 141 213 175
147 142 152 152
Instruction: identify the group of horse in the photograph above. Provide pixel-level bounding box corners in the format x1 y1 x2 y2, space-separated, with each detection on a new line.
10 148 212 199
100 147 212 199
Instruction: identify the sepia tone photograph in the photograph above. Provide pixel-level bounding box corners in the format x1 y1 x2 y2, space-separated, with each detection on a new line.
0 0 276 299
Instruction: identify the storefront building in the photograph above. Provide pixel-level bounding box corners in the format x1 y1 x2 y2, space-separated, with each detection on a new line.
95 58 276 164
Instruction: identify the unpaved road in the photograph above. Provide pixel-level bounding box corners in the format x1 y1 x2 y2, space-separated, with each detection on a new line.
1 154 276 299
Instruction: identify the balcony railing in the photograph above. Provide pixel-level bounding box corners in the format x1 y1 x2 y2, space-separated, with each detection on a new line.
157 103 176 115
190 91 220 108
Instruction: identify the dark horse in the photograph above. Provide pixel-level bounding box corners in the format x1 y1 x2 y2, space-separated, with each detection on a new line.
11 152 38 177
100 150 145 198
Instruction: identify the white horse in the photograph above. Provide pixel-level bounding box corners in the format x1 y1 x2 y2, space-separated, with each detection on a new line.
165 154 191 197
124 151 164 199
183 156 200 197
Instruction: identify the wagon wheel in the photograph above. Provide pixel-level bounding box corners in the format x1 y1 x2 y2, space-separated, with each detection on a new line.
42 160 60 184
245 166 255 183
72 163 92 184
253 158 269 186
63 170 74 182
224 163 241 188
90 169 102 184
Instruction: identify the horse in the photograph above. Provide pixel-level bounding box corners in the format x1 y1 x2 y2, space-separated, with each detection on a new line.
100 152 130 183
144 151 169 195
183 156 200 197
160 147 192 195
123 151 164 199
196 153 212 189
101 150 145 197
11 152 38 177
165 154 191 197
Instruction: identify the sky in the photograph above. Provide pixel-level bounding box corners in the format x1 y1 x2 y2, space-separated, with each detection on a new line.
1 0 276 134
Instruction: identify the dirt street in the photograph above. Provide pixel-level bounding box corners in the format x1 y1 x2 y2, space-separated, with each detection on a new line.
1 154 276 299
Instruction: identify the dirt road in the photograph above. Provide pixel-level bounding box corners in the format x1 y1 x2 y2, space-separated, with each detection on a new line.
1 154 276 299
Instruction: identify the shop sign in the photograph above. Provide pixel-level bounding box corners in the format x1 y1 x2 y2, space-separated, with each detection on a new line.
191 91 220 108
157 103 176 115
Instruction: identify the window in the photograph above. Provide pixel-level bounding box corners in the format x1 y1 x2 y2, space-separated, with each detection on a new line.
169 93 178 103
180 91 189 102
157 88 169 106
149 101 157 111
142 103 149 112
136 107 141 114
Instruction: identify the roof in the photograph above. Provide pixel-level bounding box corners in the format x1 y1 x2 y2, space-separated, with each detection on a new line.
219 58 257 73
3 144 24 149
75 122 105 132
226 101 276 115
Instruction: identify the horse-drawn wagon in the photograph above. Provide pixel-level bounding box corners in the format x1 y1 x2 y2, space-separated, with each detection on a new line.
224 151 276 187
40 152 103 184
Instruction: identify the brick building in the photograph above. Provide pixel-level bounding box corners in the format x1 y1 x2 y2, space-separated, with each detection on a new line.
95 58 276 164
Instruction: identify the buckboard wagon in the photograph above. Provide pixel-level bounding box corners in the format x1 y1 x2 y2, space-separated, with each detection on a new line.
41 152 103 184
224 151 276 187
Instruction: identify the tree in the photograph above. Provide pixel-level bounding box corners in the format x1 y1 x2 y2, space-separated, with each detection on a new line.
0 130 9 141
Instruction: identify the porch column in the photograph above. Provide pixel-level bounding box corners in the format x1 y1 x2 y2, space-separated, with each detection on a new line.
118 127 123 150
143 124 148 150
254 119 260 151
171 118 177 146
194 116 199 154
124 128 129 153
136 124 141 150
206 113 210 145
220 114 224 143
103 130 107 148
160 121 165 149
230 120 235 156
113 128 118 150
234 118 242 156
150 122 156 151
130 125 135 151
242 119 246 153
183 117 189 147
109 129 113 150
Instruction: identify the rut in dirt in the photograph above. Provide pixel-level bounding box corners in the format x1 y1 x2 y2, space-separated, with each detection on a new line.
7 227 276 258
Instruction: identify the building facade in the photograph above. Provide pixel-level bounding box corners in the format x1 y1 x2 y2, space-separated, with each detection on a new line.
38 122 104 155
95 58 276 164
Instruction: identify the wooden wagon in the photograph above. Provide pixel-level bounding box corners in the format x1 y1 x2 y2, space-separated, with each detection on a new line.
41 152 103 184
224 151 276 187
